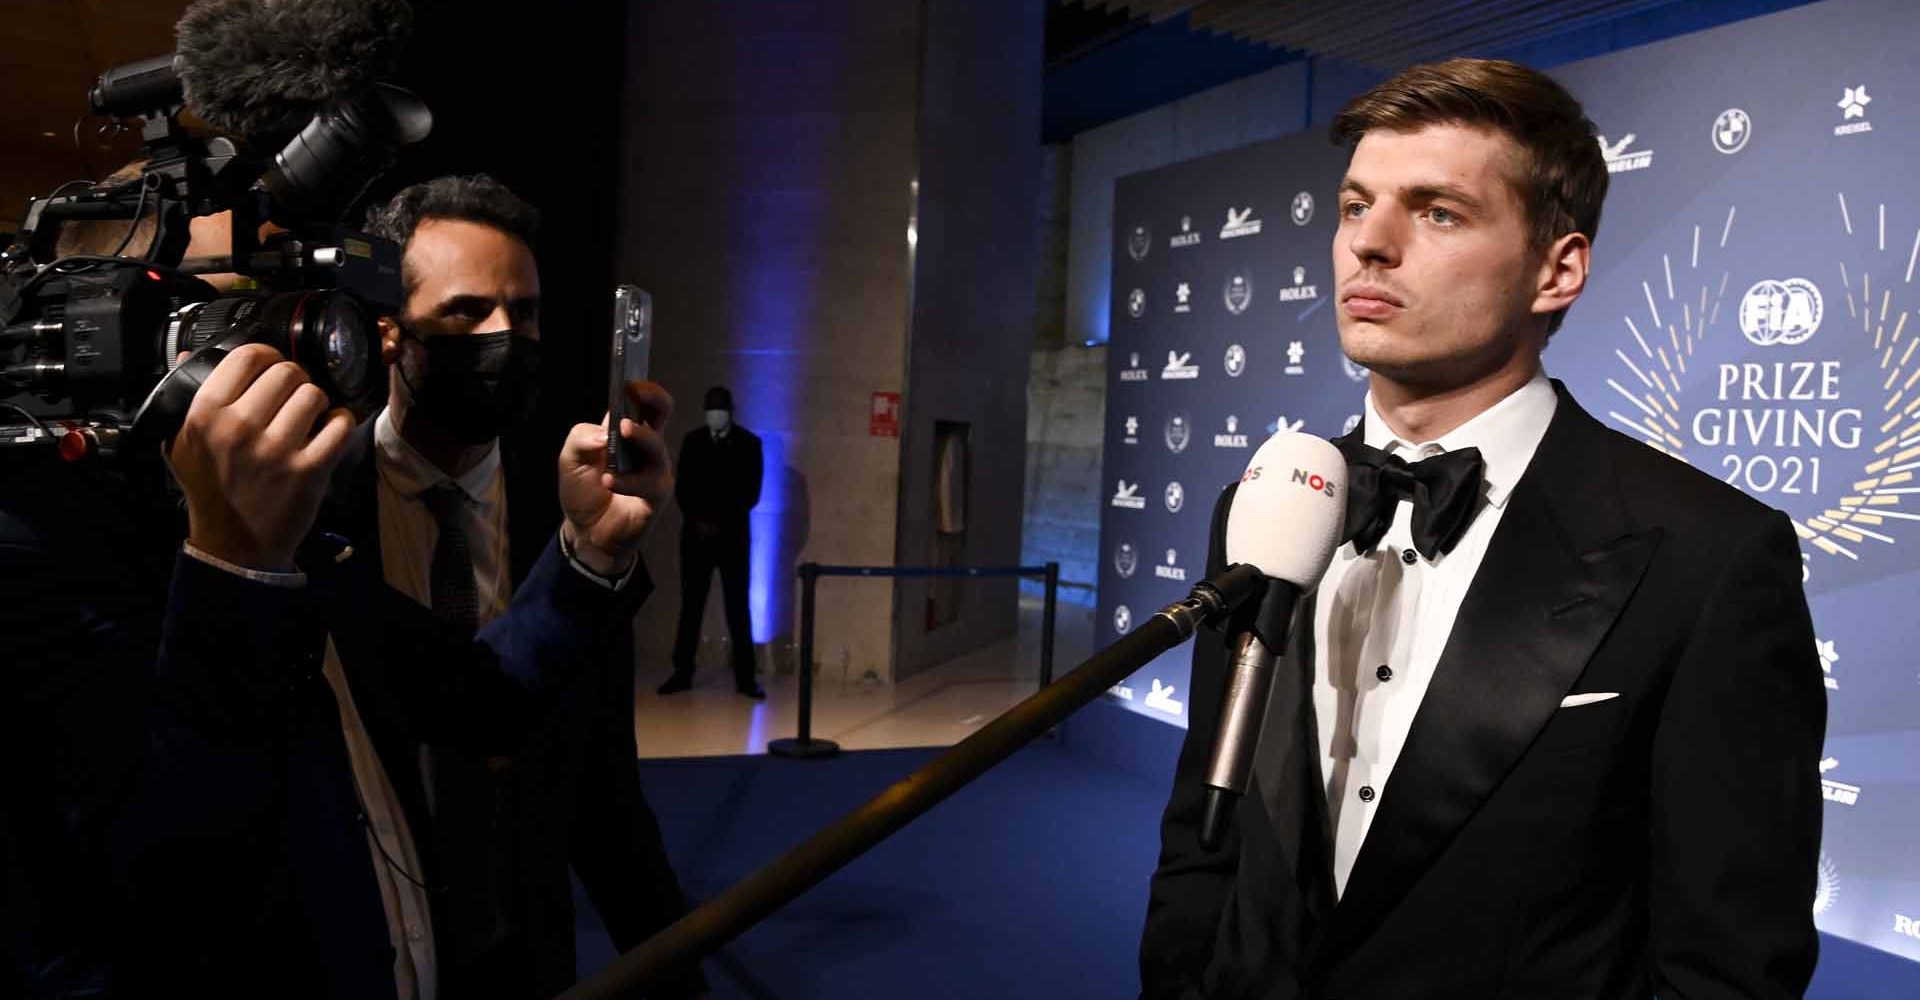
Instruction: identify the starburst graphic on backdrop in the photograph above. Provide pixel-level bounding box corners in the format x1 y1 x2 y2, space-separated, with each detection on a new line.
1608 197 1920 567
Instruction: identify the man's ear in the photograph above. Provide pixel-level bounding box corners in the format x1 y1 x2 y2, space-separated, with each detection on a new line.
1531 231 1590 320
379 317 402 366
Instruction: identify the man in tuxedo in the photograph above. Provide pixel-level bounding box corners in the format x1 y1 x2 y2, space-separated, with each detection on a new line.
1141 58 1826 1000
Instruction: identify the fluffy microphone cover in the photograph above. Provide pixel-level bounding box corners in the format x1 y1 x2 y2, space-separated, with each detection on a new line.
175 0 413 137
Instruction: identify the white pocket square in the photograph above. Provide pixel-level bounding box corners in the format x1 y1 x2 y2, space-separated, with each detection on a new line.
1559 692 1620 708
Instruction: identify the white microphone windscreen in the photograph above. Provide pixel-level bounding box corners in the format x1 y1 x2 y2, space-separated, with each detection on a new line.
1224 431 1348 588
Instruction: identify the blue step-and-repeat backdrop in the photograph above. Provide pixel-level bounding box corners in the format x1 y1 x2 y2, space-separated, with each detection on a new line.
1098 0 1920 963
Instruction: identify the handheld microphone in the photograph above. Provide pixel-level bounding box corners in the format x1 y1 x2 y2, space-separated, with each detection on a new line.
1199 431 1347 850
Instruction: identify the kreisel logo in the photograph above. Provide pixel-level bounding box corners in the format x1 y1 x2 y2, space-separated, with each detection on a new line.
1739 278 1823 346
1164 480 1185 513
1127 287 1146 319
1221 206 1262 240
1342 356 1370 383
1215 415 1249 449
1818 638 1839 690
1223 274 1254 315
1112 479 1146 510
1120 351 1150 382
1155 548 1187 581
1123 415 1140 445
1127 224 1151 261
1836 85 1873 137
1820 757 1861 806
1291 191 1314 225
1224 343 1247 377
1144 678 1185 716
1285 340 1306 376
1114 542 1138 579
1165 413 1192 454
1175 281 1193 314
1280 265 1319 302
1713 108 1752 154
1170 214 1201 249
1161 350 1199 380
1266 415 1306 436
1597 132 1654 174
1113 604 1133 635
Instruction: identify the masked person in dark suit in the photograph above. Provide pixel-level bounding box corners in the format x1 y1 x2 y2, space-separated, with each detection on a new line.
342 175 705 998
660 386 764 699
1140 59 1825 1000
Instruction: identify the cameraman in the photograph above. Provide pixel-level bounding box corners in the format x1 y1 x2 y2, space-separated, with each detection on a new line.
1 179 677 999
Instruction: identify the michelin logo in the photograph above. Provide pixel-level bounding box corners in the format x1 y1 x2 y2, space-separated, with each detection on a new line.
1144 678 1184 716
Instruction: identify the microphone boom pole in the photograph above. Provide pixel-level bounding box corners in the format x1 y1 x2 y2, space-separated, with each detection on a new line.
556 564 1265 1000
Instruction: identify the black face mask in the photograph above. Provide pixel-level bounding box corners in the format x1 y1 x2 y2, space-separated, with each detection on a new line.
398 327 541 445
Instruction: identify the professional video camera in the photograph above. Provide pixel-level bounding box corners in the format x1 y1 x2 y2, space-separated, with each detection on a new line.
0 0 429 465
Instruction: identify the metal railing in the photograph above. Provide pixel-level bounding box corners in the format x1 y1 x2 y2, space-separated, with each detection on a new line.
767 561 1060 759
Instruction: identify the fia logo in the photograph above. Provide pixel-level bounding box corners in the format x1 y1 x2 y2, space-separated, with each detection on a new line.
1122 415 1140 445
1174 281 1192 314
1836 85 1873 137
1111 479 1146 510
1820 757 1861 806
1215 415 1249 449
1341 355 1370 383
1144 678 1185 716
1223 274 1254 315
1279 265 1319 303
1170 214 1200 249
1155 548 1187 581
1818 638 1838 690
1164 413 1192 454
1814 852 1839 917
1164 480 1186 514
1712 108 1751 155
1285 340 1306 376
1739 278 1823 346
1597 132 1654 174
1114 542 1138 579
1221 206 1262 240
1161 350 1199 380
1266 415 1306 436
1120 351 1150 383
1224 343 1247 377
1113 604 1133 635
1127 224 1151 261
1290 190 1314 225
1127 287 1147 319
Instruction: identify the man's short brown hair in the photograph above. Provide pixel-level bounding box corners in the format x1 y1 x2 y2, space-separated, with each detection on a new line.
1330 57 1607 253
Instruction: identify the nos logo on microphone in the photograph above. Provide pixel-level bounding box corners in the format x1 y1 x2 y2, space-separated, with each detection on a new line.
1291 468 1337 498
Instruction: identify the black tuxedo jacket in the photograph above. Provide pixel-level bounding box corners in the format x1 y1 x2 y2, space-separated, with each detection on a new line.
324 418 704 997
1141 383 1826 1000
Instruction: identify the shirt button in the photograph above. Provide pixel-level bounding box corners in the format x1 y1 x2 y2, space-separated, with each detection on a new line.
1401 548 1418 565
1358 785 1376 803
1376 664 1393 683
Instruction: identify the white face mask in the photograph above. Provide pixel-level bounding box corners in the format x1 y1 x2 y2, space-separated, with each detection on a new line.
705 409 732 434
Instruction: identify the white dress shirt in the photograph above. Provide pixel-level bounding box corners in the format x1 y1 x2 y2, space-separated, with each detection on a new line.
1310 371 1558 898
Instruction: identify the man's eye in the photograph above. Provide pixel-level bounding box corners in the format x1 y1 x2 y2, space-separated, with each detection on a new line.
1342 201 1368 218
1427 207 1458 225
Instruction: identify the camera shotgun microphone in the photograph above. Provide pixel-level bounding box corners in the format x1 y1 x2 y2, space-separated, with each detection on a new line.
1199 431 1348 851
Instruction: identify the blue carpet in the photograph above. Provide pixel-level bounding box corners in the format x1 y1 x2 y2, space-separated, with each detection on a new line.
572 706 1920 998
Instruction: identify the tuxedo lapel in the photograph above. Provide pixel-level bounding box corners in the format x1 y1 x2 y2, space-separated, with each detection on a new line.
1250 590 1338 930
1320 385 1663 961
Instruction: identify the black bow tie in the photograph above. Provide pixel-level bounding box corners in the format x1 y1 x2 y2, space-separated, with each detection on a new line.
1336 439 1487 560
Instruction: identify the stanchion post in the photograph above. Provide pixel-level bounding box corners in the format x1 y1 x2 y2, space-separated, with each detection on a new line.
1040 562 1058 689
770 562 839 759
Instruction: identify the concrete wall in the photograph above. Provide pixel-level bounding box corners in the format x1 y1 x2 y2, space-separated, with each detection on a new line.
614 0 922 682
891 0 1045 681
